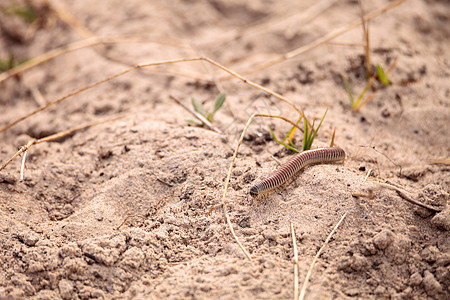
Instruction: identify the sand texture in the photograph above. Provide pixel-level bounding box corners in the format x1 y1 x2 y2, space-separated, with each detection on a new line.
0 0 449 299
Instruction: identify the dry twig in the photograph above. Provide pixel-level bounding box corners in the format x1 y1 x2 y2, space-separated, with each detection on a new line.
299 212 347 300
1 57 307 134
0 36 152 84
379 182 442 213
0 115 124 173
252 0 405 72
291 222 299 300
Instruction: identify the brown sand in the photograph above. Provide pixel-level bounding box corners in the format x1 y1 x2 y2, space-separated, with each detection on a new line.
0 0 449 299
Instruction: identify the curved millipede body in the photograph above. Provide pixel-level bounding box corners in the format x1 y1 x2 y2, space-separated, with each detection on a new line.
250 147 345 197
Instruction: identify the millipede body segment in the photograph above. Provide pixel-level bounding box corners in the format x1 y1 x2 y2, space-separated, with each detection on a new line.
250 147 345 197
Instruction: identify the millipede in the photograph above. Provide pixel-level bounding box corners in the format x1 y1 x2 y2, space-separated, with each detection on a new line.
250 147 346 197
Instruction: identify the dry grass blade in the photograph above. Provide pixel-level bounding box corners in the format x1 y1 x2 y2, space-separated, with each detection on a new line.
363 169 372 183
253 0 405 72
386 56 399 75
352 56 398 112
224 212 250 259
354 94 375 112
170 95 222 134
116 214 147 231
299 212 347 300
358 0 371 76
326 42 366 47
352 73 376 111
0 140 35 173
0 37 100 83
203 0 338 49
48 1 162 68
379 183 442 213
19 150 28 181
35 115 122 143
284 0 339 39
199 58 306 120
0 115 124 173
1 57 307 134
366 145 402 174
0 36 146 84
30 86 47 106
48 0 97 39
291 222 299 300
329 127 336 148
428 157 450 165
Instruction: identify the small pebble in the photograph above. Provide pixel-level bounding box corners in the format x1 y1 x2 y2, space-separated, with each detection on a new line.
374 285 387 294
16 232 40 247
431 206 450 231
261 229 278 242
423 270 442 297
421 245 440 263
351 254 369 271
408 272 422 286
414 207 433 218
362 238 378 256
373 229 394 250
435 266 449 283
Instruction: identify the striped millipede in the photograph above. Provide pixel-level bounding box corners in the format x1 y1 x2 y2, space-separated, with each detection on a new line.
250 147 346 197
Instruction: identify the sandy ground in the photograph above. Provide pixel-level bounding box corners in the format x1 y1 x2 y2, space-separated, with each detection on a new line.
0 0 449 299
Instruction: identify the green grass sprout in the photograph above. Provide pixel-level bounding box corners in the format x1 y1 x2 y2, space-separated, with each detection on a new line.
0 54 16 72
191 97 208 118
209 92 226 121
185 92 226 125
342 74 376 112
0 53 27 72
303 109 327 151
342 76 354 105
270 114 303 152
343 58 398 112
184 116 203 126
376 64 390 86
284 116 302 144
269 127 300 153
269 110 328 152
352 74 376 110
